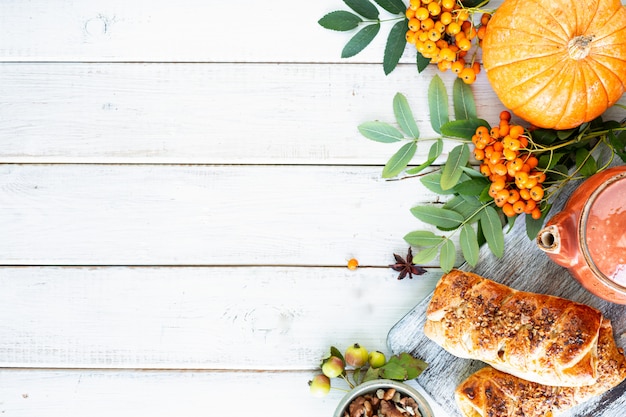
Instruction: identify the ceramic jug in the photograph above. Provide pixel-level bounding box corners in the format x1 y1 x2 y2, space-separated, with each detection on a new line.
536 165 626 304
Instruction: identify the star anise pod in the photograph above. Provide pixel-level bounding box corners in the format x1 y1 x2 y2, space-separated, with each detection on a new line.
389 247 426 280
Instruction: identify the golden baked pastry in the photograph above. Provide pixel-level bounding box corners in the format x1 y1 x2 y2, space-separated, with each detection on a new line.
455 318 626 417
424 270 604 386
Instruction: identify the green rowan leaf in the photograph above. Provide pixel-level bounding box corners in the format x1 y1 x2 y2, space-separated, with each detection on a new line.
358 121 403 142
383 19 408 75
416 53 430 73
410 206 464 229
383 141 417 178
454 177 490 196
393 93 420 138
342 23 380 58
411 245 440 264
439 239 456 272
420 172 456 195
343 0 379 19
318 11 362 31
453 78 477 120
460 224 479 266
575 148 597 178
480 206 504 258
405 138 443 175
440 144 470 190
441 118 490 140
404 230 444 247
372 0 406 14
428 75 449 134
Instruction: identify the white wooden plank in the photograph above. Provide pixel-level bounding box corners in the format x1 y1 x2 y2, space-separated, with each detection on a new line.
0 63 504 164
0 266 440 368
0 0 418 63
0 164 461 266
0 369 450 417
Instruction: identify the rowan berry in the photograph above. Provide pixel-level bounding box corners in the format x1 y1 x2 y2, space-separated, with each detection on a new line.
408 18 421 32
406 8 417 19
474 148 485 161
499 121 510 137
503 148 517 161
421 17 435 31
530 185 544 201
459 67 476 84
507 189 520 204
515 171 529 187
437 60 452 71
435 20 446 33
406 31 417 44
476 126 489 137
472 61 481 75
495 189 510 207
347 258 359 270
451 61 464 74
524 199 536 213
440 11 453 25
457 37 472 51
519 188 531 201
427 2 441 16
512 200 526 214
509 125 525 140
490 126 500 138
500 111 512 121
502 202 516 217
456 9 469 21
415 7 430 20
477 25 487 40
492 163 507 176
480 164 491 177
531 207 542 220
447 21 462 35
439 47 455 61
442 0 456 9
526 156 539 169
409 0 421 9
480 13 491 25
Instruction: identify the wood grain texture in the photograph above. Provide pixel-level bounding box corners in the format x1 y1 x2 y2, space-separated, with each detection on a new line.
388 178 626 417
0 164 462 266
0 62 502 164
0 266 441 369
0 0 414 63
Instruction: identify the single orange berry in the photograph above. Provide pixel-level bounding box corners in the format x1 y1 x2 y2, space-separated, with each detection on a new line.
490 126 500 138
474 148 485 161
502 202 516 217
519 188 531 201
415 7 430 20
457 37 472 51
480 13 491 26
495 189 510 207
406 8 417 19
515 171 529 186
459 67 476 84
408 18 421 32
493 163 507 176
480 164 492 177
493 141 504 152
530 185 544 201
526 156 539 169
347 258 359 270
435 20 447 33
477 25 487 40
421 17 435 31
447 21 462 35
442 0 456 9
524 199 536 213
440 11 453 25
437 60 452 71
507 189 520 204
475 125 489 137
472 61 481 75
499 120 510 137
509 125 525 140
406 31 417 44
456 9 470 21
491 178 506 192
503 148 517 161
512 200 526 214
500 111 512 121
531 207 542 220
427 1 441 16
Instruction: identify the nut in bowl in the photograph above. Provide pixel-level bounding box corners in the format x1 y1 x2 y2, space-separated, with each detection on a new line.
333 379 434 417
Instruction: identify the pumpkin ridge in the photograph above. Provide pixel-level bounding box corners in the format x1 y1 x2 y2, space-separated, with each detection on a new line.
484 49 568 72
555 63 587 128
495 58 569 106
521 0 572 42
586 56 626 95
486 24 568 46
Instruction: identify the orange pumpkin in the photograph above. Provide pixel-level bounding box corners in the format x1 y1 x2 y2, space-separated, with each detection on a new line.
482 0 626 130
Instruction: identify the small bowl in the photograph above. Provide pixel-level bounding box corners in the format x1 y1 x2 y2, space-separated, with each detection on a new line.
333 379 434 417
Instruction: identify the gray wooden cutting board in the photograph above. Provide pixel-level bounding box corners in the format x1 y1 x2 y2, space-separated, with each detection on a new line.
387 177 626 417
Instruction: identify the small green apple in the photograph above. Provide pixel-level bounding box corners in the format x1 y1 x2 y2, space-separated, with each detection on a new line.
344 343 368 367
321 355 345 378
368 350 386 368
308 374 331 397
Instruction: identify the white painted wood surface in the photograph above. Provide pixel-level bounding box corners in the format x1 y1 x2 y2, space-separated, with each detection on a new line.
6 0 620 416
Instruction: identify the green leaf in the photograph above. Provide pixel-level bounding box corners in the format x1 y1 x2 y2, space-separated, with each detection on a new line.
480 206 504 258
531 128 558 145
411 245 440 264
383 19 408 75
318 11 363 31
383 141 417 178
420 172 456 195
441 118 490 140
379 353 428 381
557 128 577 140
609 130 626 162
362 366 381 382
330 346 345 363
454 177 490 196
428 75 449 134
439 239 456 272
393 93 420 139
575 148 597 178
405 139 443 175
450 195 484 223
372 0 406 14
416 53 430 73
404 230 444 247
441 144 470 190
343 0 379 19
538 152 565 170
526 203 551 240
410 205 464 229
460 224 479 266
453 78 477 120
342 23 380 58
358 121 404 142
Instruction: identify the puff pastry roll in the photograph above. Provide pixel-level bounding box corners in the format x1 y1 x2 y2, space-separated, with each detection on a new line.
424 270 604 386
455 318 626 417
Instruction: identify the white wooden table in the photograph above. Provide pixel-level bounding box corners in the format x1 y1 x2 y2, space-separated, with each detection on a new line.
4 1 622 416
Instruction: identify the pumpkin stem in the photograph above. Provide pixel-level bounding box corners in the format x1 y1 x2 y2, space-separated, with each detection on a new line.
568 35 594 60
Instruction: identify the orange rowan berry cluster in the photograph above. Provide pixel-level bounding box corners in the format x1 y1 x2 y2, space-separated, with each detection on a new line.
472 111 545 220
405 0 491 84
